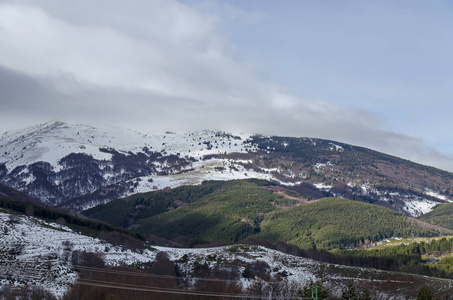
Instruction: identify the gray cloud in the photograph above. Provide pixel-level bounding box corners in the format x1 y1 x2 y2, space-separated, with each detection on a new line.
1 1 453 172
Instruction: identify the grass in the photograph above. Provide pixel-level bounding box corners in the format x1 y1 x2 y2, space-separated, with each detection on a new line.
370 236 453 250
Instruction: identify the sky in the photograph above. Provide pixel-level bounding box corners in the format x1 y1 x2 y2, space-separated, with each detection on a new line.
0 0 453 171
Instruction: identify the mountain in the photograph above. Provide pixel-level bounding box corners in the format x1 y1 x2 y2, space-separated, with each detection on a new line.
1 121 452 216
0 121 256 210
83 179 452 250
2 126 453 299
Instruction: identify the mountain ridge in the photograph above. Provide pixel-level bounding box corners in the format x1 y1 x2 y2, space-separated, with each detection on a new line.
1 121 452 217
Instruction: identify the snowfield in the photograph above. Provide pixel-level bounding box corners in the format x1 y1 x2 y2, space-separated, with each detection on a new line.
0 211 321 299
403 197 439 217
0 122 254 173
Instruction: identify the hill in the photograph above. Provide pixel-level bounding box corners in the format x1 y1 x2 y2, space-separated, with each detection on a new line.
257 197 452 249
83 180 452 250
0 185 145 242
332 235 453 279
2 207 453 299
0 183 42 205
419 202 453 230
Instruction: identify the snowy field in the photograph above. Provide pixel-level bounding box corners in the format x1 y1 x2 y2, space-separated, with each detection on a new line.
0 211 320 299
0 121 255 173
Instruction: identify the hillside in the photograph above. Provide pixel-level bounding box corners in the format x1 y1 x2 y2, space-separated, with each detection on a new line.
257 197 452 250
419 202 453 230
0 121 257 208
82 180 228 228
333 235 453 279
0 208 152 298
85 180 284 243
0 185 145 242
2 208 453 299
0 183 42 206
1 121 453 217
84 180 452 250
1 158 453 298
248 135 453 217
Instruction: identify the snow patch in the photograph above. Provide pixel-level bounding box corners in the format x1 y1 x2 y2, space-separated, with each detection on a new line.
314 183 332 191
329 143 344 152
403 199 438 217
425 189 448 201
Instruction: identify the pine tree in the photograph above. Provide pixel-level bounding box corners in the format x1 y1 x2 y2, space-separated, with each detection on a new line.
341 280 359 300
417 286 433 300
298 280 331 299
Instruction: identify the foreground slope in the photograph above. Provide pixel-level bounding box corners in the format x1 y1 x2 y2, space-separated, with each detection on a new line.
0 210 154 298
2 209 453 299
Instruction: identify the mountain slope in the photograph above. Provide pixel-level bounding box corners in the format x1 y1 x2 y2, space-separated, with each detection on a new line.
84 180 284 243
419 203 453 230
0 183 42 205
248 135 453 216
0 121 256 208
2 208 453 299
84 180 452 250
0 209 152 298
2 172 453 299
257 197 452 249
1 121 453 217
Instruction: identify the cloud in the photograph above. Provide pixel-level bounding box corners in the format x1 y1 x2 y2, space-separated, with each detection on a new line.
0 0 452 172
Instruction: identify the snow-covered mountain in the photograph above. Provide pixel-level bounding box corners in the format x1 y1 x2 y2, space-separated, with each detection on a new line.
0 121 262 209
1 121 452 216
0 121 254 172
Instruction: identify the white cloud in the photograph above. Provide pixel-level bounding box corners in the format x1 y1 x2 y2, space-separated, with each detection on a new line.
0 0 453 172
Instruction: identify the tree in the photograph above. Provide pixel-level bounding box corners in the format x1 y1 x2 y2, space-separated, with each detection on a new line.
341 280 359 300
417 286 433 300
298 279 331 299
25 205 34 217
359 288 371 300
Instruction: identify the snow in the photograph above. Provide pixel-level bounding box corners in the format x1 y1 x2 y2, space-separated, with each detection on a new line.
329 143 344 152
313 162 332 172
3 122 309 203
314 182 332 191
403 198 438 217
1 121 447 218
0 211 320 298
0 121 255 173
360 184 371 194
425 189 448 201
155 245 317 289
0 211 157 298
132 158 275 194
128 157 306 195
259 167 278 173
